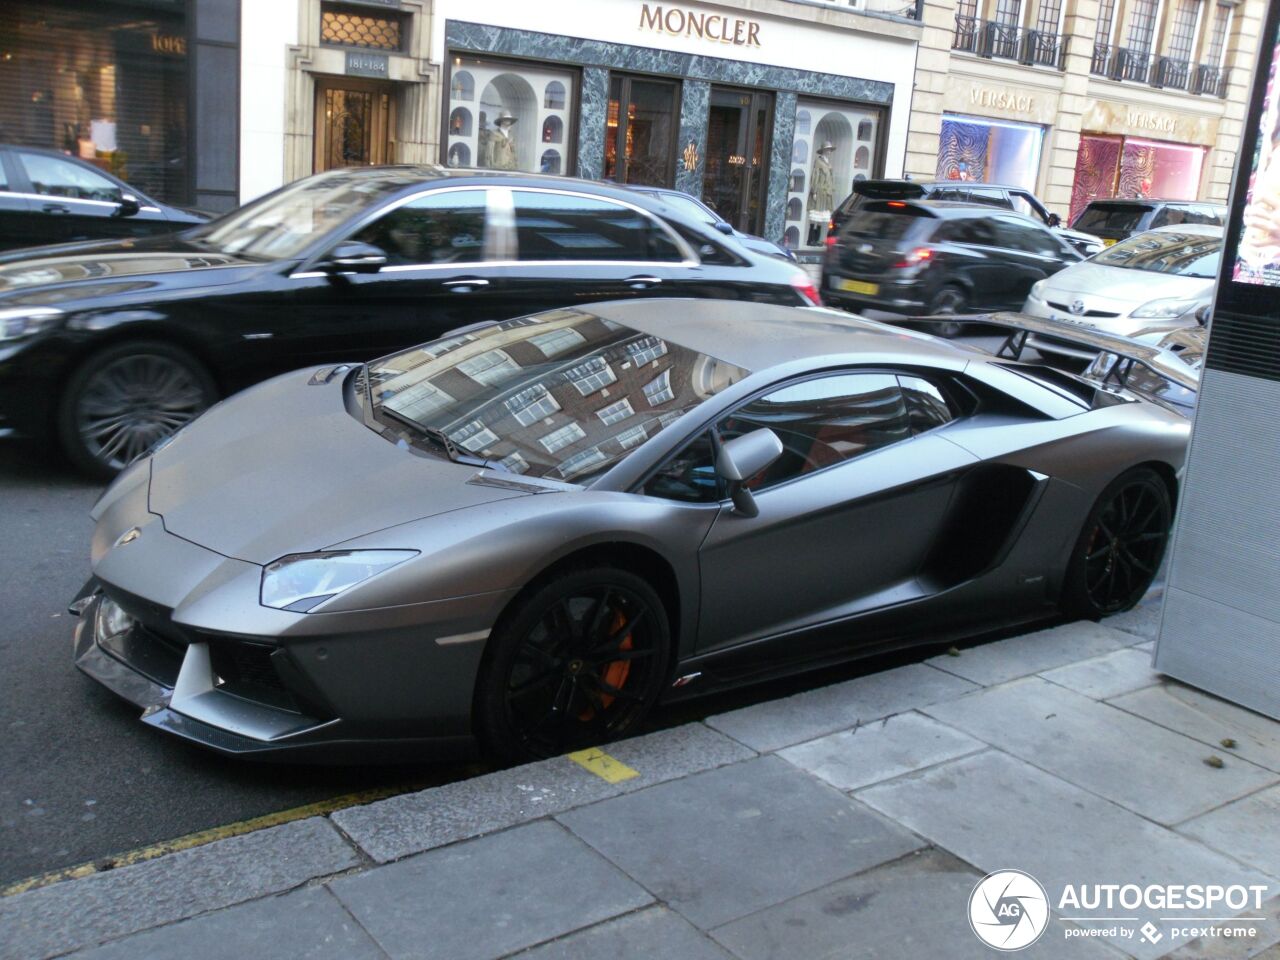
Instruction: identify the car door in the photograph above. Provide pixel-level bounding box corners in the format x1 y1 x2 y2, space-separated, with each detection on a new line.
0 151 36 251
939 216 1009 309
691 371 977 660
10 149 161 245
989 215 1068 308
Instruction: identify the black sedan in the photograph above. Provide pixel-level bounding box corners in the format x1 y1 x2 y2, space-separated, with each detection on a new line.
822 199 1081 336
0 166 819 477
625 186 798 261
0 144 208 252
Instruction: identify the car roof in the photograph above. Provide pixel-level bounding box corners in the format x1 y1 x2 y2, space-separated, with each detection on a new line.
583 298 973 373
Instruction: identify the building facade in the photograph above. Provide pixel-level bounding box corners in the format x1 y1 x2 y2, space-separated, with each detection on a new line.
241 0 922 253
907 0 1266 220
0 0 242 212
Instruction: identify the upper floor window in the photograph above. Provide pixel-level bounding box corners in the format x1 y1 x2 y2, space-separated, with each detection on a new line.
320 3 405 51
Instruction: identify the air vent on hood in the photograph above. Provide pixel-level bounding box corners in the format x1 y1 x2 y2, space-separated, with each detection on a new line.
308 365 353 385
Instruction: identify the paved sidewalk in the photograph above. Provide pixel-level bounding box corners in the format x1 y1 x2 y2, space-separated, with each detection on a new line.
3 595 1279 960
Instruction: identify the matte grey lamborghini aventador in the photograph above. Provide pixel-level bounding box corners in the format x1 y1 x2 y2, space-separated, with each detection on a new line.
72 300 1189 762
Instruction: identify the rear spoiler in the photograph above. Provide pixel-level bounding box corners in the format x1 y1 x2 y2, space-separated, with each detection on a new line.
909 311 1199 404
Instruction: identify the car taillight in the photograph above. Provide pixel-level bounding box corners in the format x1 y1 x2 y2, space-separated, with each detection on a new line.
892 246 934 269
790 273 822 306
824 220 837 248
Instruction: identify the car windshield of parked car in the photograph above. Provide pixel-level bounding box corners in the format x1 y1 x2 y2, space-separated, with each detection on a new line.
366 309 750 483
192 168 421 260
1072 203 1151 234
1090 230 1221 278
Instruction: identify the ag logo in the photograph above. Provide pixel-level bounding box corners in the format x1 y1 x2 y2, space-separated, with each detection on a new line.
1069 298 1087 315
968 869 1049 951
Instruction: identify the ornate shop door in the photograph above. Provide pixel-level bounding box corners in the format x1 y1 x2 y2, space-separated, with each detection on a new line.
703 86 774 235
313 78 395 172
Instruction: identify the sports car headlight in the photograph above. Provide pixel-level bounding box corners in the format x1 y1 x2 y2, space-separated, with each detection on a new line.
260 550 417 613
1132 298 1198 319
94 596 136 643
0 307 63 342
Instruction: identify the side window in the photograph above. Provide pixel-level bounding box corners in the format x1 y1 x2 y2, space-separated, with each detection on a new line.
643 431 719 502
17 152 123 203
0 159 8 191
513 190 681 262
954 217 997 246
993 217 1060 257
1152 205 1188 228
931 187 965 203
898 375 955 433
719 373 910 490
352 189 486 266
969 188 1012 209
1182 205 1215 226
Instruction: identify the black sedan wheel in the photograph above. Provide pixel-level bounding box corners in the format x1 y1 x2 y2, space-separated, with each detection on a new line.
1063 467 1171 619
476 568 670 763
59 341 217 480
926 285 966 339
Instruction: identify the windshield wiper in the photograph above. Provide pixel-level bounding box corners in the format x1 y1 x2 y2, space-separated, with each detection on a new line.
377 406 496 468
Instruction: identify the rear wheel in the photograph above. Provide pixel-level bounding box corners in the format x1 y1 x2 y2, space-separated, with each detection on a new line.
926 285 966 339
57 341 216 480
1062 467 1172 619
474 568 671 764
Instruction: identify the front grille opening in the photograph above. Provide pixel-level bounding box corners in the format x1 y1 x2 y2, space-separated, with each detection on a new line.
208 642 299 713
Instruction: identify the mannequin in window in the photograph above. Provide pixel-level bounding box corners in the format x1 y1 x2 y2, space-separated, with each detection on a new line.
489 110 520 170
808 141 836 220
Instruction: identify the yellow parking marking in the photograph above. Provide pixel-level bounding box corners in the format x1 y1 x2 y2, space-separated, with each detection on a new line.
567 748 640 783
0 783 421 899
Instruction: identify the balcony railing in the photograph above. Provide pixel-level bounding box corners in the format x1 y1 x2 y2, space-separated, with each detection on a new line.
953 15 1067 68
1092 43 1229 97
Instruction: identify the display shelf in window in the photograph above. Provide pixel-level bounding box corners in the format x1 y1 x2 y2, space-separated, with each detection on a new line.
445 54 577 175
785 99 882 251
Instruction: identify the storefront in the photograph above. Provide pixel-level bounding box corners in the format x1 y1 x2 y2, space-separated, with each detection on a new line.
432 0 917 253
0 0 240 210
936 114 1045 193
1069 98 1217 222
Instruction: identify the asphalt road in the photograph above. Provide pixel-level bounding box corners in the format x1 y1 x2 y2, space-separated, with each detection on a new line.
0 326 1025 889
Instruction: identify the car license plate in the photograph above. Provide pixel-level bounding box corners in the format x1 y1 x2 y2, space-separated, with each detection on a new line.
1102 238 1118 247
836 278 879 295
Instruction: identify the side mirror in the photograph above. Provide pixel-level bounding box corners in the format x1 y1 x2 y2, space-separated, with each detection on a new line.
1195 303 1212 326
114 194 141 218
1047 212 1062 228
318 241 388 275
715 428 783 518
714 221 734 236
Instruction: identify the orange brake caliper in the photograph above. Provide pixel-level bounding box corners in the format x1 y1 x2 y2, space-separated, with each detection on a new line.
580 610 633 720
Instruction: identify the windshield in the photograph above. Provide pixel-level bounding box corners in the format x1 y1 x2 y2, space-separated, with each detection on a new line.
190 168 430 260
367 309 750 483
652 192 717 225
1072 203 1151 234
1090 230 1221 278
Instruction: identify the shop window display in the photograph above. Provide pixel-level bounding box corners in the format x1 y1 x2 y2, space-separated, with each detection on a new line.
446 55 576 174
936 114 1043 194
785 99 880 250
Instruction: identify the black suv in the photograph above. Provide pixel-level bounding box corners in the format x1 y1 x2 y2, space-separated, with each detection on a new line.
830 179 1103 257
822 199 1081 335
1070 199 1227 246
0 166 817 478
0 145 209 252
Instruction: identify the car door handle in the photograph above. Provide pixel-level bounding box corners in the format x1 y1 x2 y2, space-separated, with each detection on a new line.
625 275 663 289
42 203 70 214
442 278 489 291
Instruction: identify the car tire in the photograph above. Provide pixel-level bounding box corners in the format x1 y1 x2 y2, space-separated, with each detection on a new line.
1061 467 1172 620
474 566 671 764
926 285 966 338
57 340 218 481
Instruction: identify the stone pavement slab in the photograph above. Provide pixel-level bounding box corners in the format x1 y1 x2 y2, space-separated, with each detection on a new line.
1179 785 1280 879
515 907 735 960
1111 685 1280 775
705 662 977 753
328 820 651 960
558 755 923 930
0 817 358 960
925 621 1131 687
1159 895 1280 959
778 710 984 792
331 721 754 863
712 847 1128 960
1040 647 1162 700
1103 598 1165 643
65 888 386 960
924 677 1277 824
858 751 1274 960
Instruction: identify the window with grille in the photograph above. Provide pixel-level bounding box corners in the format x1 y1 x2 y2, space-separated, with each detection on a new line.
1126 0 1159 55
596 398 635 425
320 4 405 51
385 381 454 422
504 384 561 426
449 420 499 453
616 424 649 450
956 0 977 17
1167 0 1201 62
626 336 668 367
457 350 518 387
993 0 1022 27
1095 0 1117 46
1035 0 1062 34
539 422 586 454
566 356 617 396
529 327 586 358
500 452 528 474
557 446 608 479
643 369 674 406
1205 2 1231 65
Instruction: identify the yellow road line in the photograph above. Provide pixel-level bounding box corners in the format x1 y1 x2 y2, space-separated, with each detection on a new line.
0 783 418 899
567 748 640 783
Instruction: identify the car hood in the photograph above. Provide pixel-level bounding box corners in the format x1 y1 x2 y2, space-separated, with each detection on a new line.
147 368 544 565
0 238 269 304
1040 263 1213 304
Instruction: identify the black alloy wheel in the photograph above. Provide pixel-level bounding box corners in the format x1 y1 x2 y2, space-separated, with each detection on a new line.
59 341 217 480
1063 467 1172 619
475 568 670 763
926 285 966 339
